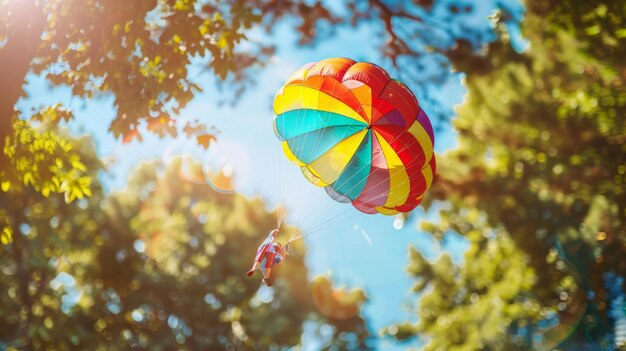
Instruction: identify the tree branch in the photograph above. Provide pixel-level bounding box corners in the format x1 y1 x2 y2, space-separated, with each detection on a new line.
369 0 423 65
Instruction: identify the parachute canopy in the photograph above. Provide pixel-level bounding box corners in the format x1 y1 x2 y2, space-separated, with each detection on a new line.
273 58 436 215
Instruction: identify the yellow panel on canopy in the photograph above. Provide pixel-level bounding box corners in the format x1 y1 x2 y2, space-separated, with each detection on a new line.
274 85 367 124
307 130 368 185
374 131 410 208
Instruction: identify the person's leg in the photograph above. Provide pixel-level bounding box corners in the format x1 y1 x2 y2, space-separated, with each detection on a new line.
246 261 259 277
262 258 274 286
248 257 266 277
258 266 273 286
262 265 273 286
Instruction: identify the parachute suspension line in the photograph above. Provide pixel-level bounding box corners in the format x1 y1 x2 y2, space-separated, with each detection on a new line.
287 116 431 241
328 93 435 208
276 91 312 234
288 205 381 244
283 79 364 237
290 142 430 243
288 84 391 237
274 205 281 234
273 114 280 229
287 95 383 236
290 206 353 240
287 165 431 241
317 91 392 202
274 62 435 240
290 134 430 240
272 88 287 231
284 105 432 239
314 85 397 204
320 125 420 210
289 79 344 233
354 140 430 206
283 83 324 234
290 103 407 235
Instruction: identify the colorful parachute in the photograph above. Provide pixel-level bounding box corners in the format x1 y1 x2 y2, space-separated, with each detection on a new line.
273 58 436 215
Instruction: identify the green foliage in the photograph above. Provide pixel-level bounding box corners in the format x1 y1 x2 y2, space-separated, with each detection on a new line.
0 152 371 350
96 158 370 350
388 0 626 349
24 0 273 141
0 128 103 349
0 0 338 202
0 119 94 204
387 214 585 350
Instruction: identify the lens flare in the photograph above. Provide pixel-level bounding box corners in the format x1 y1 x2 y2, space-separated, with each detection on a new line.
527 258 588 350
180 132 209 185
392 215 405 230
176 132 251 193
202 137 251 194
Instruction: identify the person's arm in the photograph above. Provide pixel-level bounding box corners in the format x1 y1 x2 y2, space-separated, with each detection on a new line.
259 230 279 249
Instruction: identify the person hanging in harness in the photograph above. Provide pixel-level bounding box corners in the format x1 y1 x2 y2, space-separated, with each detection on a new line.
246 229 289 287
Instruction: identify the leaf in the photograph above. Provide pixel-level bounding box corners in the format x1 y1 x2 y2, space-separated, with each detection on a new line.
52 176 61 189
0 226 12 245
147 115 177 137
78 176 92 197
217 35 228 49
71 159 87 172
196 133 216 150
30 104 73 124
122 130 143 144
64 190 76 204
23 172 34 186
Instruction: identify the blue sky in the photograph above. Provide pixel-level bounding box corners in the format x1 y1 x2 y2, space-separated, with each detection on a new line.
15 8 499 350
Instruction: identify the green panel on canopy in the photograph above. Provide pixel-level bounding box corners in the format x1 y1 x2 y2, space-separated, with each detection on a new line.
275 109 367 141
285 125 365 164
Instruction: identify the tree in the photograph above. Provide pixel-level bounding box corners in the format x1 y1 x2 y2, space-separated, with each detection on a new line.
0 125 105 350
7 0 623 349
0 139 371 350
1 0 266 140
385 0 626 350
0 0 340 200
0 0 274 202
89 158 371 350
